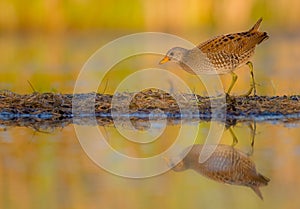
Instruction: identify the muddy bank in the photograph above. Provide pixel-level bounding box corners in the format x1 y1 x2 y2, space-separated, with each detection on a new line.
1 89 300 129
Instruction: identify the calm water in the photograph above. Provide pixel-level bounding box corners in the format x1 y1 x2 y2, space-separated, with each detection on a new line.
1 32 300 209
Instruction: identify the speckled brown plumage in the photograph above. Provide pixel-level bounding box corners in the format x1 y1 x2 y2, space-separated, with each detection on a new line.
197 18 268 73
166 144 270 200
160 18 269 95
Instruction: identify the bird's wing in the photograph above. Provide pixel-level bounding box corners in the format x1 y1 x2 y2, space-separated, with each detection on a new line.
198 32 268 55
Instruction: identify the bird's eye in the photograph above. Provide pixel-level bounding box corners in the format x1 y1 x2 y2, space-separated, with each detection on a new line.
170 52 174 56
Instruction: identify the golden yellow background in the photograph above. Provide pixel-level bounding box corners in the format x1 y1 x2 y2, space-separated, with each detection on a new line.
1 1 300 209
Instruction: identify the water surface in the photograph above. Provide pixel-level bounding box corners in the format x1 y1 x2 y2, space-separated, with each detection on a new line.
1 33 300 209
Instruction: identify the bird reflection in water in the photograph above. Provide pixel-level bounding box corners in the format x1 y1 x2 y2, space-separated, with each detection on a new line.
165 144 270 200
228 121 256 155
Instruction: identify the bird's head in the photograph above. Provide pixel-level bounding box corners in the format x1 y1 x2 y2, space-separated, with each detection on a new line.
159 47 187 64
163 156 187 172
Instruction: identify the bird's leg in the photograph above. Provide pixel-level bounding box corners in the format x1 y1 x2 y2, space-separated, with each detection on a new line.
226 72 238 95
229 126 238 146
243 61 256 96
247 121 257 156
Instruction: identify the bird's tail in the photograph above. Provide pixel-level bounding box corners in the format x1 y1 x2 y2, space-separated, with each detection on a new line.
249 17 263 32
251 186 264 200
250 173 270 200
248 18 269 45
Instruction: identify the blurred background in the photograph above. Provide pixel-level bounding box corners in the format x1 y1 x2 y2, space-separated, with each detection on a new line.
1 1 300 209
0 0 300 94
1 0 300 32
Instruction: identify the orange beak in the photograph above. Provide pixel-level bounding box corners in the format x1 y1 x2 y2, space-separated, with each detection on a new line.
159 56 170 64
163 156 171 167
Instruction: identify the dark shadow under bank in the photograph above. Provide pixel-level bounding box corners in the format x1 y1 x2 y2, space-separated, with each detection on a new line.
1 89 300 129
